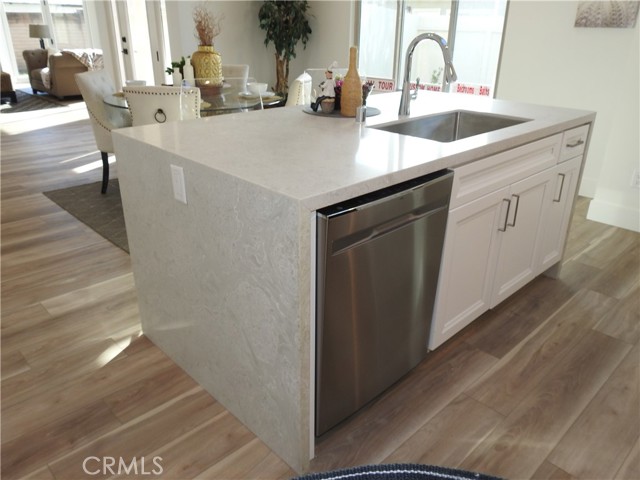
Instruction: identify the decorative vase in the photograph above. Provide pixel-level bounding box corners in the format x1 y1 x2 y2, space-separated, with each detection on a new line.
182 62 195 84
340 46 363 117
172 71 182 86
191 45 222 85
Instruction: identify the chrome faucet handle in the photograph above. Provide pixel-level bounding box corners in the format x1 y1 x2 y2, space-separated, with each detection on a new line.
444 63 457 85
411 77 420 99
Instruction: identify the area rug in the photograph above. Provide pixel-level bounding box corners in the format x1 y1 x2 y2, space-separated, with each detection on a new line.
43 179 129 253
293 464 502 480
0 89 83 114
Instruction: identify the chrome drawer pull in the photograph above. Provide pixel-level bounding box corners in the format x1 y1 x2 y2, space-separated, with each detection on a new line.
498 198 511 232
507 194 520 228
553 173 566 202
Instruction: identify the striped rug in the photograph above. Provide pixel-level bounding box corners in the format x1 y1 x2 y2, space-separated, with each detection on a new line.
294 464 502 480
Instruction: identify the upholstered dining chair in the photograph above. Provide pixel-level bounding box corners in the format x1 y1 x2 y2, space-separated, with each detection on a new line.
222 64 249 84
286 72 312 106
75 70 132 194
122 85 201 127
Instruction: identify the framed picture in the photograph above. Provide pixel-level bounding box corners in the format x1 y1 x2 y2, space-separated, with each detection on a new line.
575 1 640 28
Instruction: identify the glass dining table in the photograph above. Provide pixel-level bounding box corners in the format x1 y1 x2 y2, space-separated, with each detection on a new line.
104 80 283 117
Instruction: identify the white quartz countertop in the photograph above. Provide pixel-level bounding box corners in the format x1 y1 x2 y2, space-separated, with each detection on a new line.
114 91 595 211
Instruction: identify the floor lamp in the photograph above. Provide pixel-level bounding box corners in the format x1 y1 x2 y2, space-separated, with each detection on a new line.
29 24 51 49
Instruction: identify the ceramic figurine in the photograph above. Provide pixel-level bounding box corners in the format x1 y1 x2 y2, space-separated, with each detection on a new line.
311 61 337 112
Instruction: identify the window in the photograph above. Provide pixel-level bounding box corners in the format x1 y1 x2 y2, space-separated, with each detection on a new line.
48 0 89 50
358 0 508 97
1 0 90 77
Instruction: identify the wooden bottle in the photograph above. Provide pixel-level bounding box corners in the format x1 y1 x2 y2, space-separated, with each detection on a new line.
340 46 363 117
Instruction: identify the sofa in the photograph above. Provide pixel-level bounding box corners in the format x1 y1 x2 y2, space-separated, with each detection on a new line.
1 71 17 103
23 49 100 99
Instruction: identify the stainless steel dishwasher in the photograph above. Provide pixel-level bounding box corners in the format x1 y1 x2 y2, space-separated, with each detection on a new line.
315 169 453 436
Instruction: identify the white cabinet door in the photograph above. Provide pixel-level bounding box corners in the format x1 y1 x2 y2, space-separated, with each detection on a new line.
536 156 582 272
430 186 509 350
490 168 555 308
430 129 587 350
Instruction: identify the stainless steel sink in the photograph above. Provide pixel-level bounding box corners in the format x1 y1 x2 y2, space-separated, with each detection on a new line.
370 110 530 143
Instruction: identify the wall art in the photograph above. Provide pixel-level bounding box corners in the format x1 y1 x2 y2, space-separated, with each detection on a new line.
575 1 639 28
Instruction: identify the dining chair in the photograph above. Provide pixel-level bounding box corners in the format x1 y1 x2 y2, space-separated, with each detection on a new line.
122 85 201 127
222 64 249 85
285 72 312 106
75 70 132 194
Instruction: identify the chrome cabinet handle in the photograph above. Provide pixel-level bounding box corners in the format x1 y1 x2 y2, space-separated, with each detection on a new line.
507 194 520 227
566 139 584 148
498 198 511 232
553 173 566 202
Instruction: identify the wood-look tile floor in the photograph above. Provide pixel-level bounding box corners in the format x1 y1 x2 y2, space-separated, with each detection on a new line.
2 104 638 480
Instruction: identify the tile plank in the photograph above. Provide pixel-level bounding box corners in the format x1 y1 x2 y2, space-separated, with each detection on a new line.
311 344 496 471
1 401 121 480
48 389 222 479
547 346 640 479
384 393 503 468
460 330 631 479
466 289 617 416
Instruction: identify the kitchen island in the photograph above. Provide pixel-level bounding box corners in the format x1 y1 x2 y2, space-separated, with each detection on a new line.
112 91 595 472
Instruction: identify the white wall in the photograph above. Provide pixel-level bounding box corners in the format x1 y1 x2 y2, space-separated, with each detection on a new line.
165 1 270 84
497 0 639 231
164 0 355 91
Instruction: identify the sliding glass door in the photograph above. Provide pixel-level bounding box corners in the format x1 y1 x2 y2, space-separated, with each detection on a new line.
1 0 90 78
48 0 89 50
2 0 173 88
2 0 47 77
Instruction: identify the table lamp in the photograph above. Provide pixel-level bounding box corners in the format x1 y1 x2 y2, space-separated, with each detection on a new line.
29 24 51 49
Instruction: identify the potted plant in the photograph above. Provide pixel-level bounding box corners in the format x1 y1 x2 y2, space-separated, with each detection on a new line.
258 0 312 96
191 3 223 85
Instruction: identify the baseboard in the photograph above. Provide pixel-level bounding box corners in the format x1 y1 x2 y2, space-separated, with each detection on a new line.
587 199 640 232
578 175 597 198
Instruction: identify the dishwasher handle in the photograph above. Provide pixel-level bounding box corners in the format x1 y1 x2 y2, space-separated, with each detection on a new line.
330 203 448 256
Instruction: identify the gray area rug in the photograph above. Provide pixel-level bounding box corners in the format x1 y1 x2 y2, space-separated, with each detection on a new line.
43 179 129 253
0 89 82 114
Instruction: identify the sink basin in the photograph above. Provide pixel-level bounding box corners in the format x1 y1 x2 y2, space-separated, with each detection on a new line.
370 110 530 143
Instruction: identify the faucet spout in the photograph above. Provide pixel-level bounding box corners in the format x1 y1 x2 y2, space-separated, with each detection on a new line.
398 33 457 116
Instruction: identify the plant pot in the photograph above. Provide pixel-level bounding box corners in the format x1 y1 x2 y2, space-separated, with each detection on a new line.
191 46 222 85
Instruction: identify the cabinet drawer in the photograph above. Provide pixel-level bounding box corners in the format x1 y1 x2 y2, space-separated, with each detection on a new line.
560 124 589 162
450 133 562 209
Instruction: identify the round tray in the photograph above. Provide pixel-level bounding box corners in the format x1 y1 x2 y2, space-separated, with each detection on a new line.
302 106 381 118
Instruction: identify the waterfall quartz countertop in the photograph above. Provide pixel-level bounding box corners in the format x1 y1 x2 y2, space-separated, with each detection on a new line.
112 91 595 474
114 90 594 212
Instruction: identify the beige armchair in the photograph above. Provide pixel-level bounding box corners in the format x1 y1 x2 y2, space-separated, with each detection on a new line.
23 49 88 98
75 70 132 194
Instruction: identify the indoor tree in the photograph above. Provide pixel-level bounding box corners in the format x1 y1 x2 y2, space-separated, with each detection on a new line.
258 0 312 96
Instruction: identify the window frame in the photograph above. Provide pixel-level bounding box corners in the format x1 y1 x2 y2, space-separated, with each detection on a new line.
356 0 507 98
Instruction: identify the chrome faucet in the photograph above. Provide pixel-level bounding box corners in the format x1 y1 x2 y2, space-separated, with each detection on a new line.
398 33 457 116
